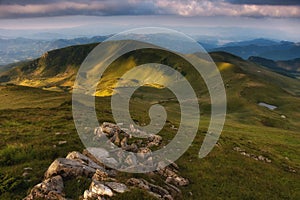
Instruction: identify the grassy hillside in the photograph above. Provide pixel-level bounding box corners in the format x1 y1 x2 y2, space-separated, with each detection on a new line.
0 43 97 92
248 56 300 79
0 44 299 199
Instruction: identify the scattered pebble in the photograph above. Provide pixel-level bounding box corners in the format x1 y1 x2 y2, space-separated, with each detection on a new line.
233 147 272 163
58 141 67 145
55 132 69 136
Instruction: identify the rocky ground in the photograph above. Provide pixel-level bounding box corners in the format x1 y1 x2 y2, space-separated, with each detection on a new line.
23 122 189 200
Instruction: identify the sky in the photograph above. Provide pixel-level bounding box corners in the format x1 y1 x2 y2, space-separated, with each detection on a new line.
0 0 299 41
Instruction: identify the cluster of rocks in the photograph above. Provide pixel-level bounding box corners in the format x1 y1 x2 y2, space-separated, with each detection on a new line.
233 147 272 163
94 122 162 149
92 122 165 171
286 166 296 173
24 122 189 200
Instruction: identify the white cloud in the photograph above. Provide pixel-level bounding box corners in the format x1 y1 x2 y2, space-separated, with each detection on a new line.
154 0 300 17
0 0 299 18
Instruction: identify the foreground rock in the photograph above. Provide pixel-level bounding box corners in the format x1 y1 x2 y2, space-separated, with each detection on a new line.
24 122 189 200
24 175 65 200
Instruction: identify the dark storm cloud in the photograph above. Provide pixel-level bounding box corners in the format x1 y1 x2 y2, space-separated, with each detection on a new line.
0 0 158 18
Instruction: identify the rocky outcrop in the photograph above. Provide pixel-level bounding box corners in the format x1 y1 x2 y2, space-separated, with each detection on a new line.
24 175 65 200
90 122 166 171
24 122 189 200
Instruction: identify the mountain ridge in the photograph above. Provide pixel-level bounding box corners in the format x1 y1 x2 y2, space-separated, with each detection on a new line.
1 43 300 97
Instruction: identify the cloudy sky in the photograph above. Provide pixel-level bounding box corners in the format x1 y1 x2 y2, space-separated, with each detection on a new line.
0 0 299 41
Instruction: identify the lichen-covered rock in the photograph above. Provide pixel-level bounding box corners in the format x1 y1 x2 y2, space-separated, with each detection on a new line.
25 123 189 200
105 182 128 193
23 175 65 200
147 134 162 147
66 151 106 171
127 178 150 191
90 180 114 197
92 169 115 182
45 158 96 179
165 176 189 187
87 147 119 167
157 164 189 186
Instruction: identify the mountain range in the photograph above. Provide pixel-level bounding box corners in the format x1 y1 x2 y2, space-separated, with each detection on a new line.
1 36 300 66
210 40 300 61
248 56 300 79
0 36 108 65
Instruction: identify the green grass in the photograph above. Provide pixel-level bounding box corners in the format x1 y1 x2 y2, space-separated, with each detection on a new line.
0 82 299 200
0 49 299 199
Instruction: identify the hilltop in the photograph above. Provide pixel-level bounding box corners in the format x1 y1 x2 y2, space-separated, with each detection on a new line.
0 43 299 199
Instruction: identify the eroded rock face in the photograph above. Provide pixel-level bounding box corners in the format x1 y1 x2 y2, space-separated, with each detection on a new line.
24 175 65 200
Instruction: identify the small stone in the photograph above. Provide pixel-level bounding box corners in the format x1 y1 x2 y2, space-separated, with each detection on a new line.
288 166 296 173
147 134 162 147
233 147 242 152
83 190 94 199
120 137 128 148
105 182 128 193
127 178 150 191
258 155 265 161
22 172 30 177
90 180 113 197
24 167 33 171
137 147 152 160
124 153 137 166
55 132 68 136
94 127 105 138
58 141 67 145
93 169 109 181
165 176 189 186
123 143 138 152
163 194 174 200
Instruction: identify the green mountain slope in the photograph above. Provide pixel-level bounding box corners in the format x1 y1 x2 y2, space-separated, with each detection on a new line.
0 43 299 199
248 56 300 79
0 43 97 92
